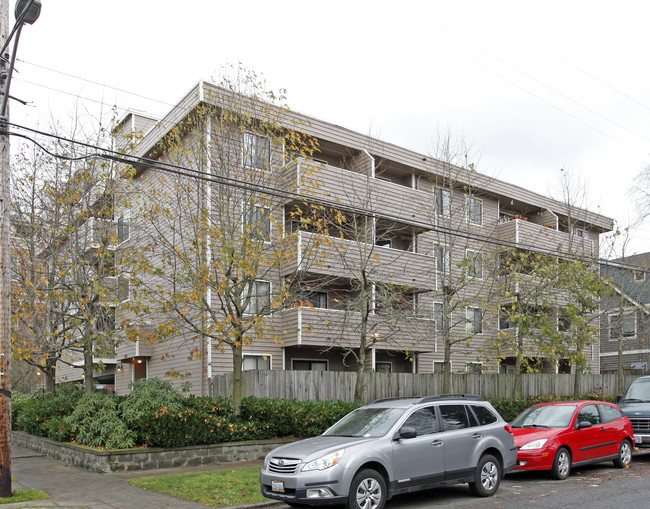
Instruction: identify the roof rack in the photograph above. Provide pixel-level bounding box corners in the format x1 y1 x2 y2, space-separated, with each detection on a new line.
369 394 484 405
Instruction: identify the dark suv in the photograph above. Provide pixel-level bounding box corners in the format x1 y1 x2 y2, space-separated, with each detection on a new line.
260 395 516 509
617 375 650 447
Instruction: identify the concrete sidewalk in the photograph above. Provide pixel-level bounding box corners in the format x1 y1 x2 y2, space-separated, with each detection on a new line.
5 444 271 509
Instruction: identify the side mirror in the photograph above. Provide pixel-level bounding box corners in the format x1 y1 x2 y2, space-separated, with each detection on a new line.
577 421 593 429
616 395 622 404
397 426 417 440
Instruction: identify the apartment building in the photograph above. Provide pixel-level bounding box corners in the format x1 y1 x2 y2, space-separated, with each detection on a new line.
600 253 650 373
56 81 613 395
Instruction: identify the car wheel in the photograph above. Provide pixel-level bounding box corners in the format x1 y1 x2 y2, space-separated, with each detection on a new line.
346 469 386 509
468 454 501 497
551 447 571 480
613 439 633 468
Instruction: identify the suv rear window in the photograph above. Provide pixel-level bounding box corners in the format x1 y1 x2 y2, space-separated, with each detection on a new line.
471 405 498 425
440 404 470 430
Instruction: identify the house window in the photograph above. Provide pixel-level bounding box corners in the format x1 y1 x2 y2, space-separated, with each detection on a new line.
434 243 451 273
466 196 483 225
498 306 515 330
609 312 636 339
466 250 483 279
433 360 450 373
243 132 270 171
117 211 130 243
292 359 327 371
634 270 647 282
303 291 328 309
117 275 130 302
433 302 449 332
435 188 451 217
574 228 588 239
466 307 483 334
246 280 271 315
558 308 571 332
466 362 483 374
243 354 271 370
375 362 392 373
243 203 271 242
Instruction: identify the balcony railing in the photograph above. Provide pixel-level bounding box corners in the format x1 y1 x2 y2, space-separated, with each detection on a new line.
495 219 594 256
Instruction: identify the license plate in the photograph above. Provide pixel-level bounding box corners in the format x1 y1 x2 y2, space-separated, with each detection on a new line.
634 435 643 444
272 481 285 493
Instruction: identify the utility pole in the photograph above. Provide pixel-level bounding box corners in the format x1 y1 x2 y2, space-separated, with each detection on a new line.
0 0 13 497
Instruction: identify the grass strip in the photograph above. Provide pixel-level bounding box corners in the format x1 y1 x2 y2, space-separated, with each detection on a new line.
0 489 49 504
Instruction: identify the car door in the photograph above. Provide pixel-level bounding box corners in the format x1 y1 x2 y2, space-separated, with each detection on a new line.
438 404 480 481
392 406 445 489
596 403 627 457
572 404 610 463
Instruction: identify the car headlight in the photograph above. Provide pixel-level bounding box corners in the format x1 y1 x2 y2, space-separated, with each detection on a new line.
520 439 548 450
302 449 344 471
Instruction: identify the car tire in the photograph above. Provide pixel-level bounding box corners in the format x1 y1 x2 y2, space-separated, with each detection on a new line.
551 447 571 480
346 469 386 509
613 439 633 468
468 454 501 497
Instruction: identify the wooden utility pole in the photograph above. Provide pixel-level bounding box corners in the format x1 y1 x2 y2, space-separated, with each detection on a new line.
0 0 12 498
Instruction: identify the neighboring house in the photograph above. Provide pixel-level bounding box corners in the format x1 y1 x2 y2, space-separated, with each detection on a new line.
55 81 613 395
600 253 650 373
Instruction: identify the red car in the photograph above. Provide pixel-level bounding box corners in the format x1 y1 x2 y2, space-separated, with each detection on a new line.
511 401 634 480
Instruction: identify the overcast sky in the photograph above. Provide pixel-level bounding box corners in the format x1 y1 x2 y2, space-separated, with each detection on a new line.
10 0 650 257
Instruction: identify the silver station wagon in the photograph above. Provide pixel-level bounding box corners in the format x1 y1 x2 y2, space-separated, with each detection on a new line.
260 395 517 509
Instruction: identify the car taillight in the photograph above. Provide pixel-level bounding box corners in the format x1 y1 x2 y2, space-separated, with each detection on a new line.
504 424 513 434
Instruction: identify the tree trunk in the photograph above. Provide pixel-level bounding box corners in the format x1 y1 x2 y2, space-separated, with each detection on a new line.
44 365 56 393
442 289 452 394
231 341 243 415
83 347 94 392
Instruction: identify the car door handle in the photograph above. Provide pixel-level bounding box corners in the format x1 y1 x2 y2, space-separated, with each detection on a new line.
431 440 443 447
472 433 482 440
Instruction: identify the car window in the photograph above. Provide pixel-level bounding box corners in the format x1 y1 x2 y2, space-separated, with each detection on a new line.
440 404 470 431
599 404 625 423
471 405 498 426
323 407 405 437
576 404 601 426
402 407 438 435
511 405 576 428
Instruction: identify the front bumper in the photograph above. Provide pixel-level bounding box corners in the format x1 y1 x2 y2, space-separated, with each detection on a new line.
514 448 555 472
632 432 650 447
260 466 349 506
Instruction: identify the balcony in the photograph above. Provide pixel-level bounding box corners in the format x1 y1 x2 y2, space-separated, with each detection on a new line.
495 219 594 256
76 217 115 254
275 307 435 349
282 231 436 288
277 159 435 223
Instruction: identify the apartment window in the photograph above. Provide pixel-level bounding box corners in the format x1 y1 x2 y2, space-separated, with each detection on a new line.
243 132 270 171
243 354 271 370
466 306 483 334
243 203 271 242
466 196 483 225
245 280 271 315
466 250 483 279
433 361 451 373
304 291 328 309
375 362 392 373
433 302 449 332
435 188 451 217
293 359 327 371
634 270 647 282
466 362 483 374
117 211 130 243
117 275 130 302
574 228 588 239
558 308 571 332
609 311 636 339
498 306 516 330
434 243 451 273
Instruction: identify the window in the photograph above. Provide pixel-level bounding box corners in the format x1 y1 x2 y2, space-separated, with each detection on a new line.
243 203 271 242
466 250 483 279
433 361 450 373
466 362 483 374
117 211 130 243
434 243 451 273
558 308 571 332
634 270 647 282
117 275 130 302
292 360 327 371
375 362 392 373
403 407 438 435
599 404 625 423
243 354 271 370
440 404 470 431
498 306 515 330
466 196 483 225
466 307 483 334
246 280 271 315
576 404 601 426
609 312 636 339
301 291 327 309
433 302 449 332
435 188 451 217
574 228 588 239
243 132 270 171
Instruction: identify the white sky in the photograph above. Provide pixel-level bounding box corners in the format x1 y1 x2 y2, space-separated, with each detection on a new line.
9 0 650 257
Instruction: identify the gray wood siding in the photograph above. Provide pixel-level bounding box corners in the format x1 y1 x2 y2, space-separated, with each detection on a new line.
495 218 594 255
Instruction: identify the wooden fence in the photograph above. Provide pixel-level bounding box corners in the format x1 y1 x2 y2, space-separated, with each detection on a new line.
212 371 643 403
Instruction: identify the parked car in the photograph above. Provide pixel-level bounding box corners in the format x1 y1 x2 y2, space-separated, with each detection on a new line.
617 375 650 448
260 395 517 509
511 401 634 480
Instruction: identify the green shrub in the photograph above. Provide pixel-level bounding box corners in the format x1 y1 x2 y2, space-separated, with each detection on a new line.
12 384 84 437
65 392 134 449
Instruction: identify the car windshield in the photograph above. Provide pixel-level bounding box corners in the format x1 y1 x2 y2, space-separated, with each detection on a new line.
511 405 577 429
323 407 404 438
621 380 650 402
